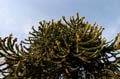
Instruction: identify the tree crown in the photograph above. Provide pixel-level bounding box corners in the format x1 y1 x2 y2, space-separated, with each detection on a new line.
0 13 120 79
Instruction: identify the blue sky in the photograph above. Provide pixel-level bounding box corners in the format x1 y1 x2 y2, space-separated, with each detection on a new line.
0 0 120 42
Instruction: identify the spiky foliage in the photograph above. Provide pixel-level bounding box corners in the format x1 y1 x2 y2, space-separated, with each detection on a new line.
0 13 120 79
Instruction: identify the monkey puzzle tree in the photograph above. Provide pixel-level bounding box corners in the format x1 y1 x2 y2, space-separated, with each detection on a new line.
0 13 120 79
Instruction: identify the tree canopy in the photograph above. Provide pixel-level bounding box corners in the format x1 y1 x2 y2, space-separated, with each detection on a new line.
0 13 120 79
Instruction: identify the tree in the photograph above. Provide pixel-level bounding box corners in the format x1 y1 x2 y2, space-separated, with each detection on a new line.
0 13 120 79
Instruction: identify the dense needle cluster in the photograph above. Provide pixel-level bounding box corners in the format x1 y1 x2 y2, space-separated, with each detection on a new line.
0 13 120 79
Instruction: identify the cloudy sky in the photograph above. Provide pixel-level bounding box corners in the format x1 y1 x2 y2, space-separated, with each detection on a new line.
0 0 120 42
